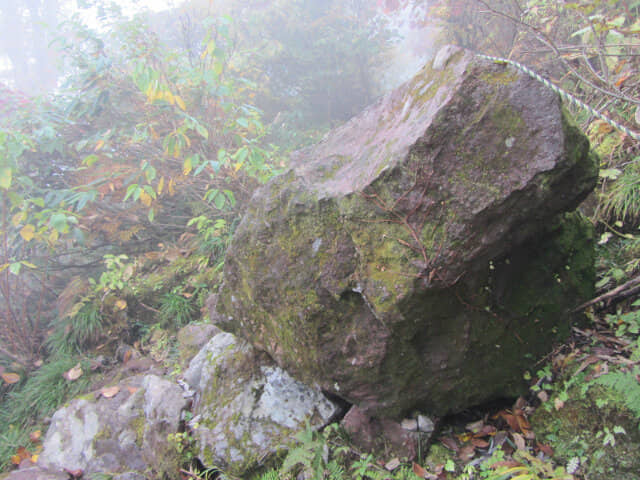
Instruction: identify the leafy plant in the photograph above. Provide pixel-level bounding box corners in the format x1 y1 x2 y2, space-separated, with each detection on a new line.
47 302 105 355
594 366 640 420
159 290 197 328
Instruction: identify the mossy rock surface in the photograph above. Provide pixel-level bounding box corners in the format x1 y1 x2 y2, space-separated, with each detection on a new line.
212 47 598 418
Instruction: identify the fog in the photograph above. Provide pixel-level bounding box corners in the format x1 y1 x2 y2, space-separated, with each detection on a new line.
0 0 437 106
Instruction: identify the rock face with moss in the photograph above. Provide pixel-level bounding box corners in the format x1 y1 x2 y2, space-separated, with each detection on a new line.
212 47 598 418
184 332 339 476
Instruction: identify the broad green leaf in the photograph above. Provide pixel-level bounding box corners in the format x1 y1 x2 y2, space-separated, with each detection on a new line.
148 207 155 222
195 123 208 139
9 262 21 275
213 192 225 210
124 184 139 202
50 213 68 233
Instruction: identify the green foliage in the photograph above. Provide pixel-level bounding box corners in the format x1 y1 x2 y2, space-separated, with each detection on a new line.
159 291 197 328
0 424 32 473
0 355 90 425
594 366 640 420
47 302 105 355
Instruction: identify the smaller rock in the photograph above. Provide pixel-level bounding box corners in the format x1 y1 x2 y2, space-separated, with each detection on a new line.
37 374 188 478
176 322 220 366
2 466 67 480
401 418 418 431
418 415 436 435
185 332 339 476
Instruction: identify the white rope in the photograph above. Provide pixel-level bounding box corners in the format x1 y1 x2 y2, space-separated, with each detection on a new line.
477 54 640 142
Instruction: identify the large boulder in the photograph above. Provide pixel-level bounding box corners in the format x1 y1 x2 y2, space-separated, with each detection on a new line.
211 47 597 418
36 374 188 479
184 331 340 476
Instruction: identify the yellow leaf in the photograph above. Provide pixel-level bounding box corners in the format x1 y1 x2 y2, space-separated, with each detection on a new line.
175 95 186 111
31 454 39 463
183 157 192 176
10 455 21 465
234 162 243 172
29 430 41 442
0 264 8 274
94 140 105 151
1 372 20 384
0 167 12 190
63 364 83 381
12 212 26 227
20 224 36 242
157 176 165 195
139 190 152 207
164 90 175 105
168 178 175 196
149 126 159 140
114 299 127 311
48 230 59 245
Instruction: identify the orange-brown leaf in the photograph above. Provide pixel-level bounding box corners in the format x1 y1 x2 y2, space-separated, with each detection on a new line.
29 430 41 443
1 372 20 384
412 462 427 478
471 438 489 448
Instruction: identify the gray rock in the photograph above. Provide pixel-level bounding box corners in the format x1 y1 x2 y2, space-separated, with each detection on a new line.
185 332 339 476
37 375 188 478
1 466 68 480
212 48 597 418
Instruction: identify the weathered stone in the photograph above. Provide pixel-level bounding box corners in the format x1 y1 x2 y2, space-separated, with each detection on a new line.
176 322 221 366
212 48 597 418
37 375 188 478
184 332 339 476
1 466 68 480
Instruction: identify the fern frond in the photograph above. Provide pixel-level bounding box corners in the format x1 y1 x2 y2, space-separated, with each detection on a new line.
595 367 640 418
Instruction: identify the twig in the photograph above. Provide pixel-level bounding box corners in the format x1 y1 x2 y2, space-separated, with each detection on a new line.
573 274 640 312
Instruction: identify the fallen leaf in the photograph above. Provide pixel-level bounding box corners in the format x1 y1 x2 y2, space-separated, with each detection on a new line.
29 430 41 442
101 385 120 398
412 462 427 478
458 444 475 462
30 454 39 463
471 438 489 448
439 436 459 451
1 372 20 384
385 458 400 471
537 391 549 402
537 442 554 456
63 364 83 381
512 432 526 451
12 446 31 465
114 299 127 311
478 424 497 436
127 386 139 394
